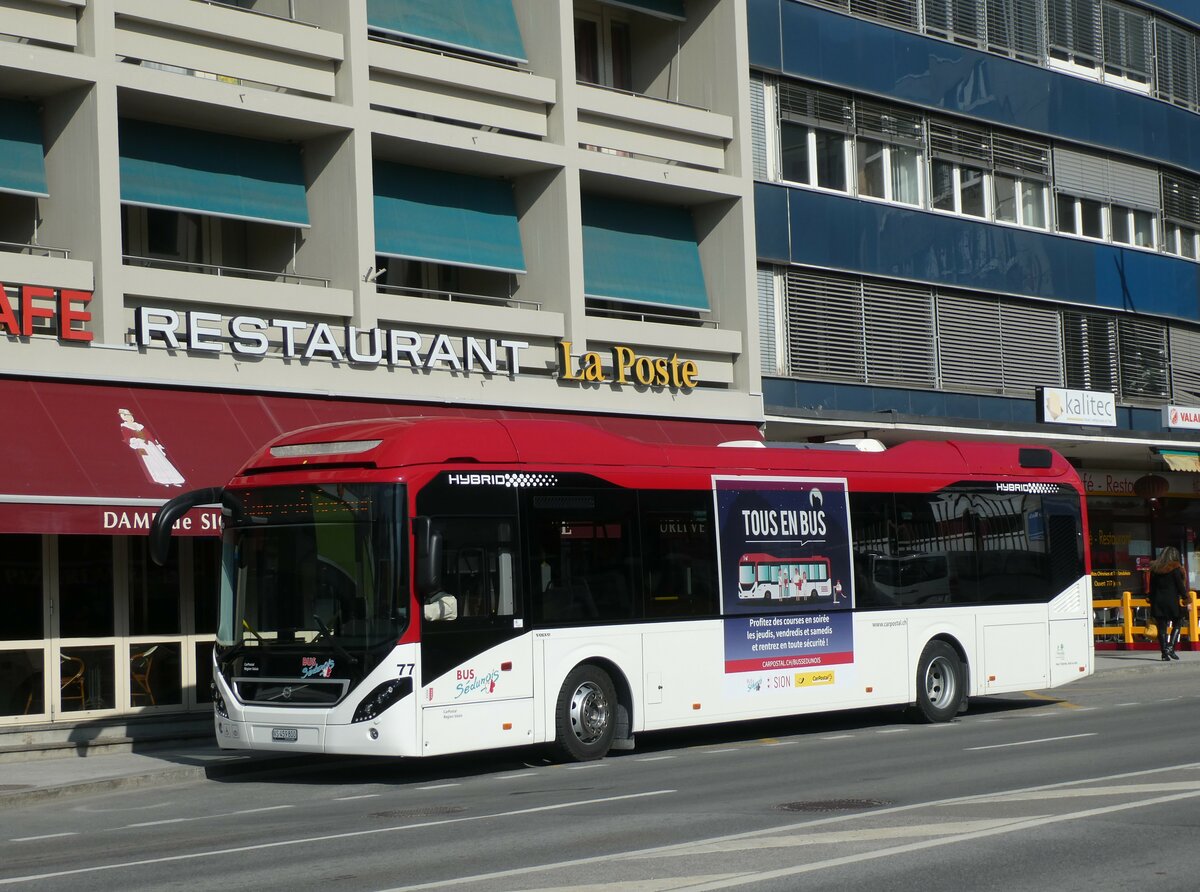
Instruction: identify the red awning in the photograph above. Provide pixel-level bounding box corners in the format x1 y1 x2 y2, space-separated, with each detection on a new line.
2 377 758 535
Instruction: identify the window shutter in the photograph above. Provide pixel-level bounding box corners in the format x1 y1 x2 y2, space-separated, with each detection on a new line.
1163 174 1200 228
928 119 991 164
855 101 924 146
1117 316 1169 402
1052 146 1111 201
777 82 853 131
1063 311 1118 392
805 0 851 10
927 0 986 47
1106 157 1159 210
1155 20 1198 110
1101 1 1151 83
985 0 1043 61
862 279 935 386
758 266 780 375
937 291 1004 391
848 0 919 31
785 270 866 383
749 74 769 181
999 301 1063 391
991 132 1050 178
1169 325 1200 404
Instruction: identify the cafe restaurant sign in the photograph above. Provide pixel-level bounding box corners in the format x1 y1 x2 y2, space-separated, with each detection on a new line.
1 285 699 393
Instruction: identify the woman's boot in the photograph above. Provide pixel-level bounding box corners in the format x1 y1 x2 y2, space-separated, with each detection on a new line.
1159 629 1171 661
1169 627 1182 660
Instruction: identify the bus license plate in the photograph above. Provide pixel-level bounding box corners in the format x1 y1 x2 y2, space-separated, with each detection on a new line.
271 728 298 742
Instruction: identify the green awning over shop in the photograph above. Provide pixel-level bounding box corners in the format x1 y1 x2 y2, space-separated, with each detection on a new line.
599 0 686 21
118 119 310 227
374 162 526 274
367 0 527 64
0 99 48 198
582 195 709 311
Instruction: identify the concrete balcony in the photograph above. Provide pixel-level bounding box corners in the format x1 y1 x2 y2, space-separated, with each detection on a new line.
575 84 733 172
0 246 92 291
0 0 83 49
368 38 555 140
119 261 352 319
113 0 344 99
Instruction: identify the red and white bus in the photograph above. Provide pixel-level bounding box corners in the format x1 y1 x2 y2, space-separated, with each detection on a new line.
151 417 1093 761
738 553 832 601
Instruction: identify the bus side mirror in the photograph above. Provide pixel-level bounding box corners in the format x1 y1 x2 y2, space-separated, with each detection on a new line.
413 518 442 597
149 487 226 566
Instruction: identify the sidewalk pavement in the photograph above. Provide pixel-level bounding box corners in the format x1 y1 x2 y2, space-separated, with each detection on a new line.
1 649 1196 810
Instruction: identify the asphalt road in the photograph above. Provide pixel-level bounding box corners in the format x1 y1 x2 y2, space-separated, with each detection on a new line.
3 661 1200 891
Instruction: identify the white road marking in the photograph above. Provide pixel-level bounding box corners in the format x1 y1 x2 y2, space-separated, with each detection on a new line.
966 733 1096 751
333 794 381 801
1115 702 1140 707
566 764 606 770
371 762 1200 892
122 818 192 829
496 772 538 780
876 729 907 734
703 748 738 754
416 783 460 790
634 756 675 763
525 876 745 891
762 741 797 747
963 781 1200 803
230 805 293 816
10 833 77 843
819 735 854 740
0 790 677 887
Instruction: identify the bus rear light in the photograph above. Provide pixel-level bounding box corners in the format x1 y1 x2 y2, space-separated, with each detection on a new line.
502 722 512 730
352 677 414 723
988 675 996 682
692 703 701 710
501 661 512 671
865 686 873 693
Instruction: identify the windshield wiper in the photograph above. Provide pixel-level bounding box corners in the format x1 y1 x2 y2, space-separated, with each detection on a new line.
313 614 359 666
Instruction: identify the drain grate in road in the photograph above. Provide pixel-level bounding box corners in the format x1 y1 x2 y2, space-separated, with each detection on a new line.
777 798 891 812
371 805 466 819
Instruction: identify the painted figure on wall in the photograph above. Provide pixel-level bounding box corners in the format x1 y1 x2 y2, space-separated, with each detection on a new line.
118 408 185 487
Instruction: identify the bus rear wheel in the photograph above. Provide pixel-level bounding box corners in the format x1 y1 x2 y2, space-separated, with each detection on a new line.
554 665 617 762
913 640 962 723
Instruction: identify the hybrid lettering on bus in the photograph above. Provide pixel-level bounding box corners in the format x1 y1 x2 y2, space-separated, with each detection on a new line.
150 419 1093 762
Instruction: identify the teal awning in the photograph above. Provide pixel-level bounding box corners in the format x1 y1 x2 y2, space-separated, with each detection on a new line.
582 195 709 311
0 99 48 198
367 0 527 64
599 0 686 21
374 162 525 274
118 119 309 228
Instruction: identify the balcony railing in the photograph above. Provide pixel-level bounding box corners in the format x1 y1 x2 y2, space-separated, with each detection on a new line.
123 255 329 287
194 0 316 28
376 283 540 311
586 302 718 328
0 240 70 259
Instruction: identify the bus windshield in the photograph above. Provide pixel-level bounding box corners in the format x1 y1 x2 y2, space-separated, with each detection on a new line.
217 483 406 659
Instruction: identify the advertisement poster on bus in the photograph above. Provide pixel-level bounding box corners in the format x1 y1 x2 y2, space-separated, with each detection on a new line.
713 476 855 697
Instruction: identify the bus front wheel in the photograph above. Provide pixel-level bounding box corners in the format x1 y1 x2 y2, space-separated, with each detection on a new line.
913 641 962 723
554 665 617 761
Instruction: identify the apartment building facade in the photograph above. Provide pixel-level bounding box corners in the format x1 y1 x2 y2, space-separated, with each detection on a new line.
0 0 761 723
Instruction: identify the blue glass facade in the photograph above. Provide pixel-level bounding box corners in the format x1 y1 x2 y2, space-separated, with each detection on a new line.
752 1 1200 439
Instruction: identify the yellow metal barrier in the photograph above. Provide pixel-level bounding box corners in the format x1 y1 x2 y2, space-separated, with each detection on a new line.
1092 590 1199 647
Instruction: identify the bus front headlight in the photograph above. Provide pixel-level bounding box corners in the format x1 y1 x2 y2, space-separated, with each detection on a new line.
352 677 413 723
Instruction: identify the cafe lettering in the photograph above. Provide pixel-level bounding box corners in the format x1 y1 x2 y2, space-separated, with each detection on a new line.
0 283 93 341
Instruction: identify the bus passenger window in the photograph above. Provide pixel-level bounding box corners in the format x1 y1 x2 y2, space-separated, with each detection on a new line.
423 517 517 624
526 491 637 624
640 491 717 618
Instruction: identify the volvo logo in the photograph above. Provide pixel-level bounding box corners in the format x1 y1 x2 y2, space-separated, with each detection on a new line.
281 686 293 701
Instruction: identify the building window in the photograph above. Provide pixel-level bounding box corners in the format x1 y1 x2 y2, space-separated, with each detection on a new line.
1047 0 1102 72
1155 19 1199 110
985 0 1044 63
777 83 852 192
925 0 986 47
574 4 632 91
928 121 991 218
1100 1 1152 88
855 103 924 206
1056 193 1106 239
1163 174 1200 260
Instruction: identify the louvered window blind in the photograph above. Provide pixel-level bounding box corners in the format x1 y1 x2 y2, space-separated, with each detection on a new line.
1170 325 1200 404
925 0 986 47
777 82 853 131
1053 147 1158 209
849 0 920 31
985 0 1043 62
1048 0 1101 66
1063 311 1118 392
758 267 781 375
1155 20 1198 110
928 120 991 164
991 132 1050 177
936 292 1062 394
750 74 770 181
1163 174 1200 228
784 270 935 386
856 101 924 146
1117 316 1169 401
1100 1 1152 84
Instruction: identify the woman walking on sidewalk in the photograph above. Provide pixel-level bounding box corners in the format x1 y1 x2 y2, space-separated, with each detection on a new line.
1149 546 1188 662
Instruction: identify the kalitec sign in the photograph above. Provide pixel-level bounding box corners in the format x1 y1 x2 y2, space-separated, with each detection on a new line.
1037 386 1117 427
